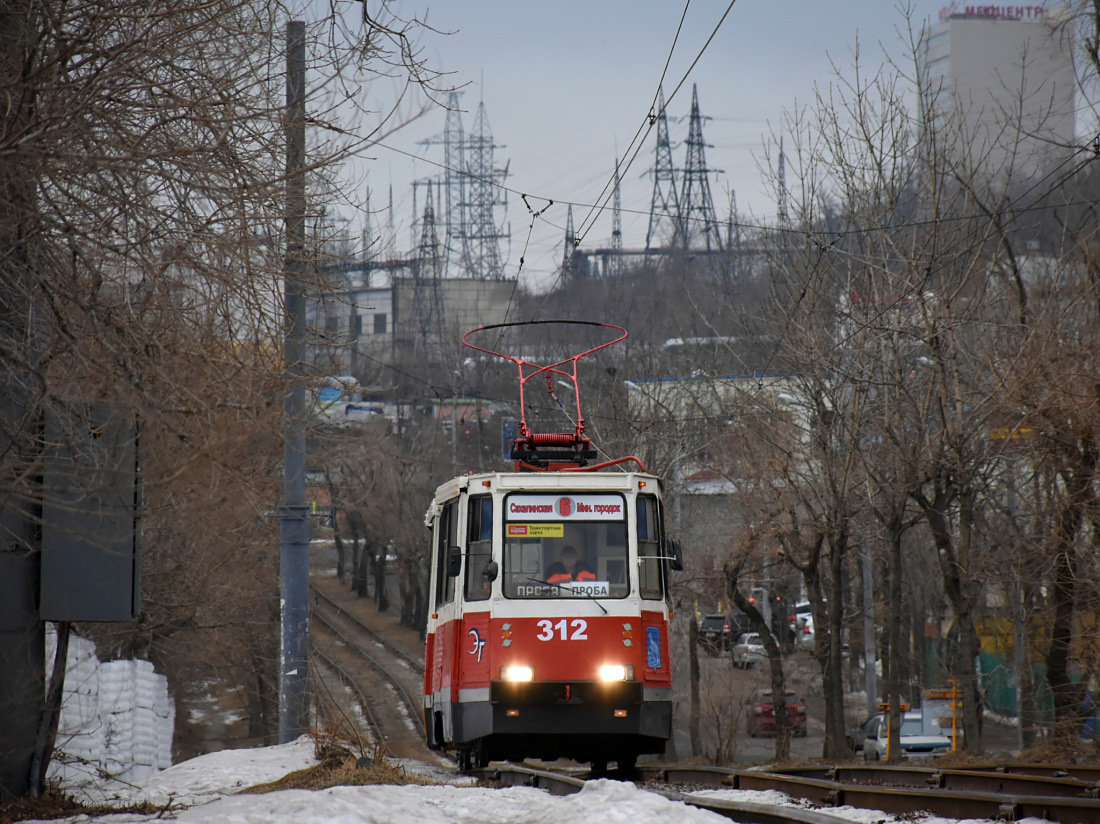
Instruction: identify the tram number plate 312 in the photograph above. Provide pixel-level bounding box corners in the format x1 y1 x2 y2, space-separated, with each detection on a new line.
536 619 589 641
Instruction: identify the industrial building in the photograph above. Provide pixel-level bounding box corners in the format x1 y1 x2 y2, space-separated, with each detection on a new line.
920 4 1076 182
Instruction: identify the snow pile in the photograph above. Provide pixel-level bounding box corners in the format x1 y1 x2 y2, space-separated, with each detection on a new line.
122 735 318 807
16 737 1059 824
180 779 734 824
45 627 174 791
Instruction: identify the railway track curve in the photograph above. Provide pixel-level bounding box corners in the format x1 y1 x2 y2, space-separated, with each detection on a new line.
305 574 1100 823
308 586 433 761
640 762 1100 824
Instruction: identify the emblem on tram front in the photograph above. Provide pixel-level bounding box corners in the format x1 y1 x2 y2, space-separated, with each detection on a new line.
468 628 487 662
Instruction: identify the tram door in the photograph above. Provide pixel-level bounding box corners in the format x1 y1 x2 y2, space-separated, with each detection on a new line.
429 497 461 741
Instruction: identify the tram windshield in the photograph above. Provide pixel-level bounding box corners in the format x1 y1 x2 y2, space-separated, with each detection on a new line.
502 493 629 599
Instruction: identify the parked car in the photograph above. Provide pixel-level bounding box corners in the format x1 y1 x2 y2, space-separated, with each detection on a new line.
845 714 880 754
698 612 751 654
698 614 731 654
731 632 767 668
863 711 952 761
746 688 808 737
793 613 815 650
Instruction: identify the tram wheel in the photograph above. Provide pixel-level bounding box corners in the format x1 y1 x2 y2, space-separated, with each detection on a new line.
456 749 472 772
616 755 637 775
590 759 608 778
476 747 490 769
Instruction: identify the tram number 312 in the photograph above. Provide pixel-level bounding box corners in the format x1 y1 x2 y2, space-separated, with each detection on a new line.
536 619 588 641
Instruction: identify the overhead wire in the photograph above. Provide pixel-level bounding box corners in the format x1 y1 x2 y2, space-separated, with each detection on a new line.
348 2 1100 454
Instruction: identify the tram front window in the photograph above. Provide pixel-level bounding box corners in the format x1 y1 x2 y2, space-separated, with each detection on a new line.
503 493 630 599
502 523 629 599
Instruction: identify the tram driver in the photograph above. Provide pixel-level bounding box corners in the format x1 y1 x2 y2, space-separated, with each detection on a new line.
546 545 595 584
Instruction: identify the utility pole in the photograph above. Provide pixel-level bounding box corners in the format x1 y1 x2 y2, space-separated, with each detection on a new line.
280 19 311 743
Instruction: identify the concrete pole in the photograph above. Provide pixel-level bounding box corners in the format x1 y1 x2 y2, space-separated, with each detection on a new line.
279 20 311 743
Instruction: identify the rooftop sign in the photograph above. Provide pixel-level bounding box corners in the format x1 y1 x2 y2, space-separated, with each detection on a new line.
939 3 1046 20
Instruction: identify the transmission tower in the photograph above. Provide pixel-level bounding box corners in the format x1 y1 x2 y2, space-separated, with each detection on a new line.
413 187 444 347
442 92 472 277
678 84 723 252
562 205 578 283
609 158 623 279
645 88 680 253
464 101 510 280
727 190 741 281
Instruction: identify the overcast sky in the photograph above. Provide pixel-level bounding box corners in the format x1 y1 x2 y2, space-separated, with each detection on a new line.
332 1 954 290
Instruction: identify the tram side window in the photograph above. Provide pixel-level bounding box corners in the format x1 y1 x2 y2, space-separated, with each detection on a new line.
637 495 664 600
464 497 493 602
433 499 459 608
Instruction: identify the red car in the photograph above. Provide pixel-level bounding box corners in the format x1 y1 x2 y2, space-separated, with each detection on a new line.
746 688 808 737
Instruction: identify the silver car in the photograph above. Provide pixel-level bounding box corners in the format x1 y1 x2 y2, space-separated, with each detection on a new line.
731 632 766 668
863 712 952 760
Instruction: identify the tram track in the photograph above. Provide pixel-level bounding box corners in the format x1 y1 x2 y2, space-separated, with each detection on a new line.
482 763 872 824
311 598 425 737
308 578 1100 823
311 645 383 745
628 762 1100 824
475 761 1100 823
311 586 425 679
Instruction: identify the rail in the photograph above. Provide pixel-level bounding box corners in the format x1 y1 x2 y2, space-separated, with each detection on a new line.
311 586 425 676
311 604 426 738
481 764 861 824
310 645 383 744
641 763 1100 824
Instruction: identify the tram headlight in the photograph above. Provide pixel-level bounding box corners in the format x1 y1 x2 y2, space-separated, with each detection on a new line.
501 665 533 682
599 664 634 682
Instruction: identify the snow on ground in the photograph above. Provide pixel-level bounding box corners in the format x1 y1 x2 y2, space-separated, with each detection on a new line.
691 789 1054 824
21 738 1057 824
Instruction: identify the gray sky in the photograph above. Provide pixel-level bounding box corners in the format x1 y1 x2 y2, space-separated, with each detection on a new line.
344 1 950 290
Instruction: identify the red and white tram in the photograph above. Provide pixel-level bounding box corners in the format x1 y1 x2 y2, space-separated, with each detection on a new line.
422 322 682 772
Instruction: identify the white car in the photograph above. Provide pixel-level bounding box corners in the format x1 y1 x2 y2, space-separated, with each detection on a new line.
731 632 767 668
863 712 952 761
793 613 815 650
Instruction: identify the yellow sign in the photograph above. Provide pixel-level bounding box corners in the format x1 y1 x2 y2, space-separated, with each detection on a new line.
990 427 1033 440
505 523 564 538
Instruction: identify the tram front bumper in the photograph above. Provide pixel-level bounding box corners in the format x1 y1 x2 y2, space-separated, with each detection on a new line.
485 679 669 738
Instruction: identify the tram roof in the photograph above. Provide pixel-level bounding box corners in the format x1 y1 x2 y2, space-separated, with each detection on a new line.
429 469 660 503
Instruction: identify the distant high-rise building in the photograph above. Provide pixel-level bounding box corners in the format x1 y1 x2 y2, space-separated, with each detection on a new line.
920 5 1075 182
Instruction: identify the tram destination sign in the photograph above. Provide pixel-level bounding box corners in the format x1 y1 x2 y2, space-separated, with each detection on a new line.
516 581 611 597
506 494 624 521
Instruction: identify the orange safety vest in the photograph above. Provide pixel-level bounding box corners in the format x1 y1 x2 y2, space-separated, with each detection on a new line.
548 568 596 584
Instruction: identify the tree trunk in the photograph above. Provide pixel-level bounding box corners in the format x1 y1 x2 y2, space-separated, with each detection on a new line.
372 545 389 612
687 614 701 757
333 528 346 583
885 526 903 762
922 487 982 749
823 534 848 759
356 543 369 598
1047 464 1090 732
732 587 790 760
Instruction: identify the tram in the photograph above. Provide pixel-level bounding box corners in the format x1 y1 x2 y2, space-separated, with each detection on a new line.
422 322 682 772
